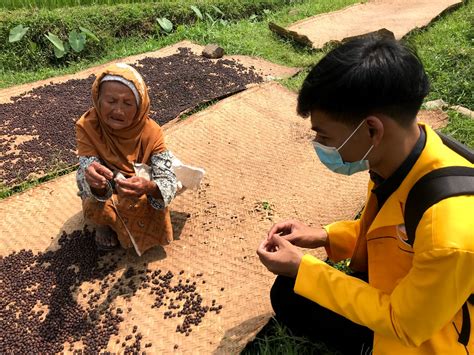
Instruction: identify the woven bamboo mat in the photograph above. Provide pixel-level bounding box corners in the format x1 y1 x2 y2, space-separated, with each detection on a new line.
0 82 447 353
269 0 463 49
0 40 299 104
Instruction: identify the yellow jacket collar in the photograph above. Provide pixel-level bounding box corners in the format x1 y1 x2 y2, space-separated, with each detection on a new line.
367 123 461 235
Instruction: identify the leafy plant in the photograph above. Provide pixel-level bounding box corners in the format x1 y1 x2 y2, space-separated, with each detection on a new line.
45 32 66 58
43 27 98 58
8 24 29 42
69 30 86 52
157 17 173 33
190 5 203 20
79 26 99 42
211 5 224 17
205 13 214 22
249 14 258 22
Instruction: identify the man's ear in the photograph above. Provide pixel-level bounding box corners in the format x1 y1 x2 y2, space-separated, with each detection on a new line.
366 115 384 146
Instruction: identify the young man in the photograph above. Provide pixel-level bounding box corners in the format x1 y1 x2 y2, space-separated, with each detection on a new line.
257 36 473 354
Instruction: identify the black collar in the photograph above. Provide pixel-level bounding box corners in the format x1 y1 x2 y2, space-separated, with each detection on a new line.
370 126 426 210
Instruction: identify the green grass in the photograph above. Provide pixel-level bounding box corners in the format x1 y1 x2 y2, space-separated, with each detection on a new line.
405 1 474 110
1 0 287 10
0 0 299 72
242 318 341 355
243 259 353 355
0 0 359 199
0 0 358 87
442 110 474 148
0 0 472 352
0 164 78 199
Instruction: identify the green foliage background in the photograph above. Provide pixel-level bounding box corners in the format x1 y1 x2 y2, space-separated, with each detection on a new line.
0 0 297 71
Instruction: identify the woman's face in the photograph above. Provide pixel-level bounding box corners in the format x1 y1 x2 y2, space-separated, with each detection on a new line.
98 81 138 130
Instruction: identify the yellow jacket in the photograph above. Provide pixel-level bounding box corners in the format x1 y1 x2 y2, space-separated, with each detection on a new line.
294 124 474 354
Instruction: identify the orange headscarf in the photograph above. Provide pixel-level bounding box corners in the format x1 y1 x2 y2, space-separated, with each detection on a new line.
76 63 166 175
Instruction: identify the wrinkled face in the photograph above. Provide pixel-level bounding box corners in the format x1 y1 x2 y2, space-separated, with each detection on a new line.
98 81 138 130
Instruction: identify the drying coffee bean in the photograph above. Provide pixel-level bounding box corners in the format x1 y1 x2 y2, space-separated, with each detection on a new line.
0 49 263 190
0 227 228 352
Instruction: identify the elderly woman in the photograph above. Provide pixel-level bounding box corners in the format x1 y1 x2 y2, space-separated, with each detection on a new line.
76 63 178 255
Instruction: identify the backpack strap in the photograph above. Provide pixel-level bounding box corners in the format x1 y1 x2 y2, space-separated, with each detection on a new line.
404 166 474 247
437 131 474 163
404 165 474 347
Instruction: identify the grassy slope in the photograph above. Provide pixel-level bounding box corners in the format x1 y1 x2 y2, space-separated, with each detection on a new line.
0 0 472 352
0 0 356 87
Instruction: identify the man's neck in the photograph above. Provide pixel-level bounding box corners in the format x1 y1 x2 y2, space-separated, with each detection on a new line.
371 123 421 179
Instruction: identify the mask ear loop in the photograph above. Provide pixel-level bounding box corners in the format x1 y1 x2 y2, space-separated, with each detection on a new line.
336 120 367 151
361 145 375 160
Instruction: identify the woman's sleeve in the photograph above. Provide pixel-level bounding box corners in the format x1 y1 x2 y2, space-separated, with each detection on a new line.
76 156 113 201
148 151 178 209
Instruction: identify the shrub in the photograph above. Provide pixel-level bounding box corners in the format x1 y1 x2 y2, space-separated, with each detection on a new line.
0 0 296 71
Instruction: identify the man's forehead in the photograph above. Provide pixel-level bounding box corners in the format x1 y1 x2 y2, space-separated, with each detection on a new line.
310 110 352 133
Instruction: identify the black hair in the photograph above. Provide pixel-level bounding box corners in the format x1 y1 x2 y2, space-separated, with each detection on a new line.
297 35 430 127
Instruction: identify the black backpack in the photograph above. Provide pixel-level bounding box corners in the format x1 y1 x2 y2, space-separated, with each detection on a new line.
404 131 474 347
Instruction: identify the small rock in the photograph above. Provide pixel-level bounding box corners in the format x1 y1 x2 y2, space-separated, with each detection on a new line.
424 99 447 110
450 105 474 119
202 44 224 59
289 9 299 16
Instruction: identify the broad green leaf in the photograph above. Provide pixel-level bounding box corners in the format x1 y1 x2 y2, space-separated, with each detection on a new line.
190 5 203 20
69 30 86 52
79 26 99 42
53 46 67 58
45 32 64 52
28 40 37 52
9 24 29 43
211 5 224 17
157 17 173 33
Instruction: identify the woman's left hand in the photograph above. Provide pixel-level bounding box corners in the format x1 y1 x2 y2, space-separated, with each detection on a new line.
115 176 154 198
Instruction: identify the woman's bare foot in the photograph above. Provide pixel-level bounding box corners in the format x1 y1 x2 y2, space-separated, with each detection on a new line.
94 226 119 250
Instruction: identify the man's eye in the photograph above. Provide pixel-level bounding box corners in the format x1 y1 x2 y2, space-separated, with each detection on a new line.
316 134 328 142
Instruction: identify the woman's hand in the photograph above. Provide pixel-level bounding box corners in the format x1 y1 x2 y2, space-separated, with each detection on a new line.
267 220 329 249
115 176 155 199
85 161 113 190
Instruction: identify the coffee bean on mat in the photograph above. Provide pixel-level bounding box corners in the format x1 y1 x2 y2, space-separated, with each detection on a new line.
0 228 224 353
0 48 263 186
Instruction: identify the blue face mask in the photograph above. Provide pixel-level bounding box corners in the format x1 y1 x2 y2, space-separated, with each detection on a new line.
312 120 374 176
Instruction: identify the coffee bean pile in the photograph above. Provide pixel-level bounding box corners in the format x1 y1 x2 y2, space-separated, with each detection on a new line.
0 48 263 186
0 228 223 353
147 269 223 337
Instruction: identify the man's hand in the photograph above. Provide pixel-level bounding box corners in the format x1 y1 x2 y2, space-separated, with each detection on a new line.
115 176 155 199
257 234 304 278
85 161 113 190
267 220 329 249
